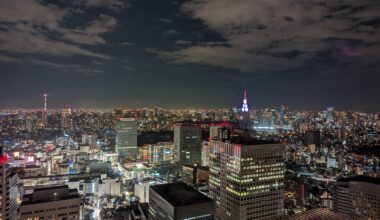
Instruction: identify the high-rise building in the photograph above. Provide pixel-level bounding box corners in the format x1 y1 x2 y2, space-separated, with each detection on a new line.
149 182 213 220
19 185 80 220
0 147 18 220
208 131 285 219
333 176 380 220
174 124 202 166
61 105 72 129
305 130 321 148
116 118 138 160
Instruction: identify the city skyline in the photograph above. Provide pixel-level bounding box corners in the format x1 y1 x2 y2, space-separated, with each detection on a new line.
0 0 379 111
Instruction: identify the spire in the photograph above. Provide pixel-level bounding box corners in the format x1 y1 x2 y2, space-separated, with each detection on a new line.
241 90 249 112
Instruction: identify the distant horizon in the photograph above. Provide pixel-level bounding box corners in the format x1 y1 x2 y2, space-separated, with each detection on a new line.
0 105 378 113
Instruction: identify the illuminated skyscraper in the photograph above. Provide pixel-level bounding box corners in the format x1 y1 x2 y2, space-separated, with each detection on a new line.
61 105 72 129
208 131 285 219
174 124 202 166
0 147 18 220
116 118 138 160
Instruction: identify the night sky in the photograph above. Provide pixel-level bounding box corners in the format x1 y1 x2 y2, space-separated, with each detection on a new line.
0 0 379 111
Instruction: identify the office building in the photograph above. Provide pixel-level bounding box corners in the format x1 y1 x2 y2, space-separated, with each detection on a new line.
19 185 80 220
201 141 210 166
333 176 380 220
0 147 18 220
182 164 209 186
81 134 97 147
61 105 72 129
116 118 138 160
305 130 321 148
174 125 202 166
149 182 213 220
134 181 150 203
209 131 285 219
99 178 122 197
140 143 174 164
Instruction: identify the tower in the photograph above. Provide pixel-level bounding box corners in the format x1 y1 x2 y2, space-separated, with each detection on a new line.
42 94 48 126
239 90 251 129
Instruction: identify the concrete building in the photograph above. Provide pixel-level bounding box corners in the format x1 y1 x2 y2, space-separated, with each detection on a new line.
99 178 122 197
81 134 97 147
149 182 213 220
134 181 150 203
174 125 202 166
333 176 380 220
209 132 285 220
19 185 80 220
182 164 209 187
201 141 210 166
305 130 321 148
0 148 18 220
140 142 174 164
116 118 138 160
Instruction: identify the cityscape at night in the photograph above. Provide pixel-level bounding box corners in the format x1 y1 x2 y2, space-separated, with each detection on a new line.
0 0 380 220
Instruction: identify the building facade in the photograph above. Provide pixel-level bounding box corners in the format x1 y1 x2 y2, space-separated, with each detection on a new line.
208 136 285 220
333 176 380 220
0 149 18 220
116 118 138 160
174 125 202 166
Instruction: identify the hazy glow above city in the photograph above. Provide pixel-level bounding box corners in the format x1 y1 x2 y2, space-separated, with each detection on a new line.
0 0 379 111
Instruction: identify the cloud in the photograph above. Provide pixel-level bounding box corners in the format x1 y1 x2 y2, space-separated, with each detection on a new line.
163 28 180 37
123 65 134 71
120 42 134 46
29 59 104 76
76 0 128 10
62 14 117 45
0 53 102 75
152 0 380 74
0 54 22 63
159 18 174 23
176 40 191 45
0 0 115 59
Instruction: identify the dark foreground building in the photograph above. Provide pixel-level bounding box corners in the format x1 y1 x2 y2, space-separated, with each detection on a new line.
287 208 351 220
333 176 380 220
149 182 213 220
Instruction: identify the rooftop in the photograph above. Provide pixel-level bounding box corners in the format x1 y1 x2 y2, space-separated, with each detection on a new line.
336 176 380 185
150 182 212 207
229 136 280 145
22 185 79 205
287 208 351 220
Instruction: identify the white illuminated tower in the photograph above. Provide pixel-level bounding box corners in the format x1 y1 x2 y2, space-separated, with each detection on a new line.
241 90 249 112
42 93 48 126
239 90 251 129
